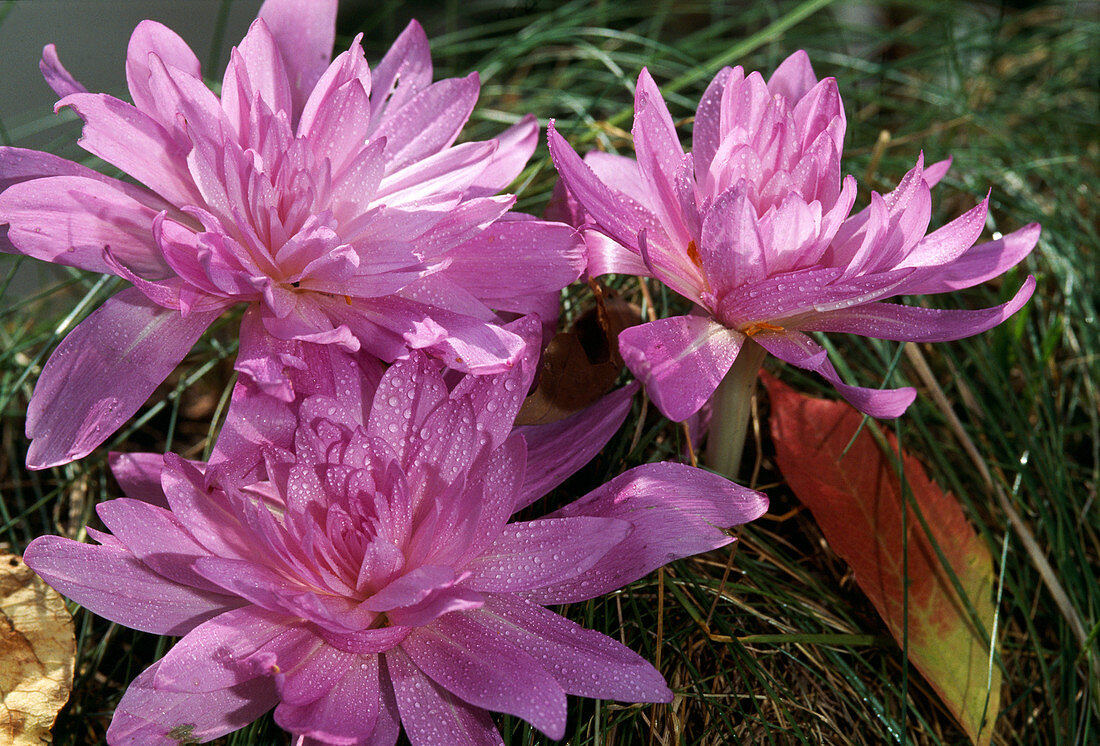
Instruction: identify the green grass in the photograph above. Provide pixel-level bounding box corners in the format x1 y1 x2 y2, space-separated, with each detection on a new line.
1 0 1096 744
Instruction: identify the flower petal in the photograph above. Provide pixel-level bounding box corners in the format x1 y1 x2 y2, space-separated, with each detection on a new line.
23 535 239 635
618 314 743 422
901 223 1039 295
26 288 218 469
527 462 768 604
401 613 568 739
108 451 170 507
274 655 383 744
257 0 338 116
106 660 278 745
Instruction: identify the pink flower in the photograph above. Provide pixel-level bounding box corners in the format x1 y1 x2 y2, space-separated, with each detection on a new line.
24 321 768 745
0 0 583 469
548 52 1037 422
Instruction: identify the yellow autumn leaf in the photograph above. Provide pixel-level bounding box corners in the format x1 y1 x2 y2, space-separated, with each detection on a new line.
0 553 76 746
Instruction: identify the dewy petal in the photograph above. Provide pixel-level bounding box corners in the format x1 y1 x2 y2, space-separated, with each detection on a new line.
466 114 539 197
901 222 1039 295
527 462 768 604
513 383 638 511
125 20 202 130
109 451 170 507
806 276 1036 342
274 656 382 744
374 73 480 172
385 648 503 746
26 288 219 469
752 329 915 417
0 174 169 277
767 50 819 103
476 594 671 702
369 20 434 124
618 315 743 422
692 66 733 180
257 0 338 117
401 613 568 739
462 516 631 593
23 535 240 636
107 660 278 745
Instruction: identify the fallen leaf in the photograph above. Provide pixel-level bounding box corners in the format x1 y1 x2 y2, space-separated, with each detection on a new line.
515 283 641 425
0 553 76 745
764 374 1001 745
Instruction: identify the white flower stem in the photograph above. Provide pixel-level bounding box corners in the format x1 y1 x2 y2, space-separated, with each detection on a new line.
704 338 767 478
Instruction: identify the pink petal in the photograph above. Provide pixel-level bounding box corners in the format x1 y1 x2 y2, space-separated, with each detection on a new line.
477 594 671 702
274 656 383 743
401 613 568 739
257 0 338 117
896 193 989 270
108 451 169 508
230 18 294 122
584 229 651 278
923 156 952 188
806 275 1035 342
107 660 278 745
633 68 692 248
692 67 734 180
462 516 630 593
700 181 768 291
385 648 503 746
26 288 218 469
512 383 638 511
443 215 584 309
902 223 1039 295
39 44 86 99
374 73 480 172
23 535 239 635
0 174 169 277
367 352 449 464
369 21 434 124
57 92 199 206
125 20 202 133
767 50 819 102
752 329 915 417
527 462 768 604
618 314 743 422
152 607 288 693
467 114 539 197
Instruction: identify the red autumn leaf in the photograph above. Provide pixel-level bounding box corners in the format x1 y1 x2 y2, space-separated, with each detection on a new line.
764 373 1000 745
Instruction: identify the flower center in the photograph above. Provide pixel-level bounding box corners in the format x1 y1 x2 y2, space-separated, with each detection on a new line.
740 320 785 337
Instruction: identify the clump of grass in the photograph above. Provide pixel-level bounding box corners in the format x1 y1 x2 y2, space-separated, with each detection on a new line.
1 1 1095 743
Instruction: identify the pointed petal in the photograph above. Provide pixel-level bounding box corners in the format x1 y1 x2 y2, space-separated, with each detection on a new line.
26 288 218 468
258 0 338 116
477 594 671 702
274 656 382 743
526 462 768 604
385 648 503 746
109 451 170 507
107 660 278 745
753 330 915 417
401 613 568 739
512 383 637 511
618 315 742 422
467 114 539 197
369 21 433 124
374 73 480 172
23 535 239 635
767 50 818 102
807 276 1035 342
692 67 734 179
901 223 1039 295
40 44 86 99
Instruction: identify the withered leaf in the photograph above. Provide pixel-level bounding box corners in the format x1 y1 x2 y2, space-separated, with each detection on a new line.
1 553 76 746
516 283 641 426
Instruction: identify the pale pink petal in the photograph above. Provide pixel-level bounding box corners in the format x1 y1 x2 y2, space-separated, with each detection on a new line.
462 516 630 593
39 44 86 99
374 73 480 172
902 223 1039 294
152 607 289 693
57 92 200 206
923 156 952 187
23 535 239 635
767 50 818 103
512 383 638 511
369 21 433 124
618 314 743 422
443 214 584 309
0 174 169 277
366 352 449 465
806 276 1035 342
109 451 169 508
467 114 539 197
753 330 915 417
274 656 382 743
896 193 989 270
633 68 692 248
477 594 671 702
257 0 338 116
527 462 767 604
385 648 503 746
107 660 278 745
26 288 219 469
125 20 202 132
700 181 768 291
692 66 734 179
401 613 568 739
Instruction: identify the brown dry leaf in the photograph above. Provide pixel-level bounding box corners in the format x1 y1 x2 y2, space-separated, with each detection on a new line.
0 553 75 746
515 283 641 425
